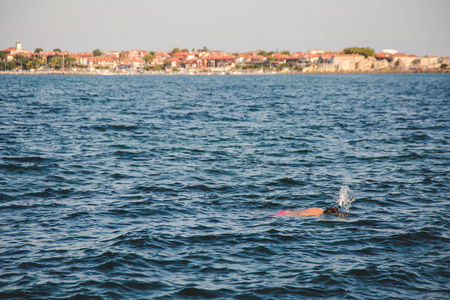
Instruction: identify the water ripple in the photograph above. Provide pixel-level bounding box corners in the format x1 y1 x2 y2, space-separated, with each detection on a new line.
0 74 449 299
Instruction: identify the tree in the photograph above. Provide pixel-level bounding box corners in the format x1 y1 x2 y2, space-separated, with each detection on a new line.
14 55 28 69
0 61 16 70
64 57 77 69
259 51 275 57
49 56 63 69
171 48 181 54
143 53 155 63
181 48 189 53
343 47 375 58
0 51 6 61
152 65 164 71
293 65 303 72
26 57 44 70
53 48 62 53
34 48 44 53
49 56 77 69
93 49 102 57
275 63 291 70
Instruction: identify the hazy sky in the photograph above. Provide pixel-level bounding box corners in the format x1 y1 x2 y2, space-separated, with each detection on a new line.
1 0 449 56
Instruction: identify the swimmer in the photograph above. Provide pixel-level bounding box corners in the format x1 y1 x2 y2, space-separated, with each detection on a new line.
270 206 339 217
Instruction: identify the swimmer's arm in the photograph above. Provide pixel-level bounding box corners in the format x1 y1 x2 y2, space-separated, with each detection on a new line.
283 207 324 216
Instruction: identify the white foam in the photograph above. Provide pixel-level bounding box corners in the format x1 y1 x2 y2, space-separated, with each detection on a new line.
335 186 355 213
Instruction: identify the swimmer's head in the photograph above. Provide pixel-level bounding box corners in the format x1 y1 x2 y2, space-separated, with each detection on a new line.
324 206 339 214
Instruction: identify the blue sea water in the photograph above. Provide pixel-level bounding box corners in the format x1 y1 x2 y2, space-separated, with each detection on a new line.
0 73 449 299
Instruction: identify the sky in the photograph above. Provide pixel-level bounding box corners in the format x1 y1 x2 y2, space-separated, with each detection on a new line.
1 0 449 57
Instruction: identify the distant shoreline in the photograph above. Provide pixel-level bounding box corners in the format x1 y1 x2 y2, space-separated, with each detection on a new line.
0 69 448 76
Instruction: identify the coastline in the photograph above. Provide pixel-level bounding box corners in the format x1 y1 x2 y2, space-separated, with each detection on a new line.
0 69 449 76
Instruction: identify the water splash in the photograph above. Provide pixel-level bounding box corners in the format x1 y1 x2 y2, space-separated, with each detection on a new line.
335 186 355 213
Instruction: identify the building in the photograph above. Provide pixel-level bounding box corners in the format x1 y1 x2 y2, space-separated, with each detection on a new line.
420 56 440 69
332 54 365 71
393 54 421 69
3 41 32 61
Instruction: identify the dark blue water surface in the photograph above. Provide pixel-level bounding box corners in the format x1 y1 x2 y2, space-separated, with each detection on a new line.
1 74 449 299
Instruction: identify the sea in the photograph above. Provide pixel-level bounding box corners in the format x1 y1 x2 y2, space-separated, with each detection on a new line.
0 73 449 299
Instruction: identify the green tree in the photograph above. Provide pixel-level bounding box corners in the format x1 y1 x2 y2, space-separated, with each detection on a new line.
343 47 375 58
293 65 303 72
0 61 16 70
14 55 28 69
259 51 275 57
49 56 63 69
152 65 164 71
64 57 77 69
34 48 44 53
93 49 102 57
143 53 155 63
440 63 448 69
275 63 291 70
181 48 189 53
26 57 44 70
0 51 6 61
53 48 62 53
171 48 181 54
